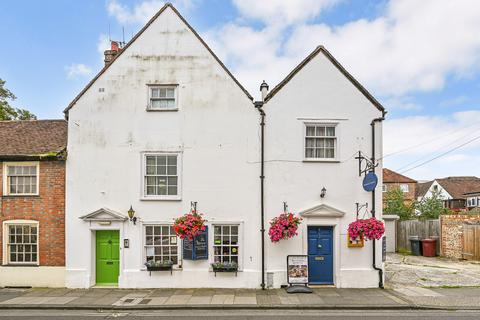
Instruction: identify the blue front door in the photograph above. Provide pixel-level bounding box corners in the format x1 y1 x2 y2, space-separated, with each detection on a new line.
308 226 334 284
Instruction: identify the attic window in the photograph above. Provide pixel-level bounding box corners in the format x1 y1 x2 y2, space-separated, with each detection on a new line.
148 85 177 111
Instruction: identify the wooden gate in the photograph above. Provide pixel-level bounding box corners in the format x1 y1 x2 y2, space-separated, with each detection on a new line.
463 224 480 260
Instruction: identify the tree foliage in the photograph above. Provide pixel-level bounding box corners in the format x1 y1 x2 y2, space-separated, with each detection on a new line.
415 189 450 220
0 78 36 120
383 187 414 220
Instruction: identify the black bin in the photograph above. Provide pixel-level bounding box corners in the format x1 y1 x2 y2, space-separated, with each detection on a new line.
409 236 422 256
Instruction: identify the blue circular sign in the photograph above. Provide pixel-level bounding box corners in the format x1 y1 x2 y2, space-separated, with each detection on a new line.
363 172 378 192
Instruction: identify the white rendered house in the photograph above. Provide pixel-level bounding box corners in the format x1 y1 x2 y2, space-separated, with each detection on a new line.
64 4 385 289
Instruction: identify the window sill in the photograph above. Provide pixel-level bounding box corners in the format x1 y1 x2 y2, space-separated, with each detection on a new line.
146 108 179 112
1 264 39 267
140 266 182 271
140 196 182 201
303 159 340 163
1 194 40 198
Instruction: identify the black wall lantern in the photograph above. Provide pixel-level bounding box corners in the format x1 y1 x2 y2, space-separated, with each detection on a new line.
320 187 327 198
128 205 137 225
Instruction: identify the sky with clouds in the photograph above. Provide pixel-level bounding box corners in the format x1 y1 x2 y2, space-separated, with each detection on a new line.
1 0 479 181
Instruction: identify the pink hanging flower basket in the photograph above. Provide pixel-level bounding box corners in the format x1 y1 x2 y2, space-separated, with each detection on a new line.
268 213 302 243
173 211 206 240
347 217 385 241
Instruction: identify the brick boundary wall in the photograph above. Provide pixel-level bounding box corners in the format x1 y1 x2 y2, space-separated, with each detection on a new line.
441 214 480 259
0 160 65 266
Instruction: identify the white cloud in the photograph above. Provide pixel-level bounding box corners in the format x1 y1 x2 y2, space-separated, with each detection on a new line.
107 0 198 25
65 63 92 79
232 0 339 25
207 0 480 99
383 110 480 179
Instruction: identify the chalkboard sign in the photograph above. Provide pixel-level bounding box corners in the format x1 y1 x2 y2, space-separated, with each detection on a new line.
182 227 208 260
183 236 194 260
382 236 387 262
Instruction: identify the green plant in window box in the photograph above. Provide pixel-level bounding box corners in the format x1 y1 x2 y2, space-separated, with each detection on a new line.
211 261 238 272
145 260 173 271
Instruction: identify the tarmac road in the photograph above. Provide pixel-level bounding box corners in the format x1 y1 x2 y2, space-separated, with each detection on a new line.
0 309 480 319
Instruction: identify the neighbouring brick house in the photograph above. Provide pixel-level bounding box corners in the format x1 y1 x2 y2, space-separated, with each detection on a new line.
0 120 67 287
382 168 417 208
417 177 480 211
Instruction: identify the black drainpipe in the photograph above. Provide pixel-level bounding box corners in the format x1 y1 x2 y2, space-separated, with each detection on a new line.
254 100 266 290
371 111 386 289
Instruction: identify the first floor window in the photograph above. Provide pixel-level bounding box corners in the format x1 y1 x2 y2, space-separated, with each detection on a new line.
145 225 179 265
148 86 177 110
5 222 38 264
400 184 409 193
305 124 336 159
213 225 239 264
382 184 387 192
143 153 180 199
3 162 39 195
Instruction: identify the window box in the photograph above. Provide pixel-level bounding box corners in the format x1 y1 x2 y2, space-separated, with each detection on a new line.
211 262 238 276
145 260 173 275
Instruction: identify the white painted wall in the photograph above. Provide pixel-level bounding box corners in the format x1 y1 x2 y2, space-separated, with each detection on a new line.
263 52 384 288
66 7 260 288
66 6 384 289
0 267 65 288
420 180 451 201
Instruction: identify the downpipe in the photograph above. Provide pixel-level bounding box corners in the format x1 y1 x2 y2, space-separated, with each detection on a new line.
371 111 386 289
255 101 266 290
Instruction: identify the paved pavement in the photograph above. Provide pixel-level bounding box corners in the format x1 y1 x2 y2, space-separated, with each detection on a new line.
386 253 480 289
0 287 409 310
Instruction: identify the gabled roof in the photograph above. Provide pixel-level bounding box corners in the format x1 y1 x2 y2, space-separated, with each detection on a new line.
0 120 67 160
416 181 433 198
264 46 385 112
64 3 253 117
383 168 417 183
436 176 480 199
79 207 127 222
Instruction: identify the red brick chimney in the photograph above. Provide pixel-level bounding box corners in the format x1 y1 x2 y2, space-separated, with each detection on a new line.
104 41 121 66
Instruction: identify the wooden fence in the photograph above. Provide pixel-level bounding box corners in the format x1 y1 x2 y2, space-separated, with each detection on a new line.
396 219 440 252
463 224 480 260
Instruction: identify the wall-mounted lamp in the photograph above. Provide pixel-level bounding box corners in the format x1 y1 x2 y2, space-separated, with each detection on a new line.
128 205 137 225
320 187 327 198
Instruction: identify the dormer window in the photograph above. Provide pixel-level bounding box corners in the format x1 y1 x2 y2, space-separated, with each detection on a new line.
148 85 177 111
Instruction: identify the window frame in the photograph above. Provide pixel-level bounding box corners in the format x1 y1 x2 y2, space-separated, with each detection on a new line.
2 220 39 266
143 223 181 268
2 162 40 196
146 84 178 111
210 222 243 271
400 184 409 193
303 122 339 162
141 152 182 201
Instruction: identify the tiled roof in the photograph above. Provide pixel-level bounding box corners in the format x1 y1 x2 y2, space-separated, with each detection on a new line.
436 177 480 199
0 120 67 159
416 181 433 198
383 168 417 183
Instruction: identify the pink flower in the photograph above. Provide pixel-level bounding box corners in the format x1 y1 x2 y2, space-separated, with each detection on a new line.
268 213 302 243
348 218 384 241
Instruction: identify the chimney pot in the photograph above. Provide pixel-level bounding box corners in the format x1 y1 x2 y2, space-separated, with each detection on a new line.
260 80 269 102
104 41 121 66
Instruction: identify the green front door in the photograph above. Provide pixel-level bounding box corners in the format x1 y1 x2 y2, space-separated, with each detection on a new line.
96 230 120 285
